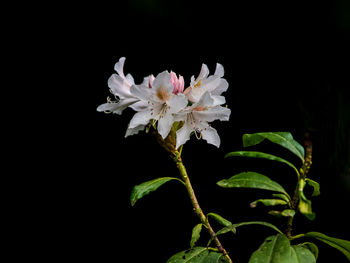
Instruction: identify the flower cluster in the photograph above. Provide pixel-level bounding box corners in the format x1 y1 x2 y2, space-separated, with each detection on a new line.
97 57 231 149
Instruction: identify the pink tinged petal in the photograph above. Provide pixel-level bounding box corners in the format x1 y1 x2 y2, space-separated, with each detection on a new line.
157 111 174 139
176 122 192 149
125 124 145 138
167 93 188 114
214 63 225 77
178 75 184 93
114 57 126 77
170 72 185 94
170 71 178 92
201 126 221 148
193 106 231 122
148 74 155 88
130 84 153 102
128 110 153 129
108 74 131 99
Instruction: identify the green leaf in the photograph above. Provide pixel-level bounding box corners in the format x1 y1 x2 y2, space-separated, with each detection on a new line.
208 225 236 247
268 209 295 218
272 193 291 204
305 179 320 197
298 179 316 220
281 209 296 217
130 177 182 206
190 224 203 248
248 234 315 263
207 213 232 227
298 199 315 220
225 151 300 177
206 213 235 247
167 247 229 263
297 242 319 260
215 221 283 236
233 221 283 234
250 199 288 208
291 245 317 263
305 232 350 261
217 172 290 198
243 132 305 162
208 221 282 247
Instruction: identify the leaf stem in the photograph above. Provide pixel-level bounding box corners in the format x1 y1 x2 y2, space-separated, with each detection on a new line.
173 148 233 263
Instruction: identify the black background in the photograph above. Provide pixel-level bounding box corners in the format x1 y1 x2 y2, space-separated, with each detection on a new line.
19 0 350 262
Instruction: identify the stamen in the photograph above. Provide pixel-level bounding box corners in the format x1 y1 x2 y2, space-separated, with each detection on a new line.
194 130 202 140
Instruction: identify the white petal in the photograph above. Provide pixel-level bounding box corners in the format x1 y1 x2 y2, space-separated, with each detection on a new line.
194 106 231 122
214 63 224 77
196 64 209 81
174 110 188 122
125 124 145 138
125 73 135 85
97 102 119 112
200 75 221 93
201 126 220 148
176 121 192 149
108 74 131 99
97 98 138 115
211 79 229 96
152 71 172 92
196 92 215 107
130 84 152 102
157 112 174 139
114 57 126 77
129 100 148 112
128 110 153 129
212 95 226 106
167 93 188 114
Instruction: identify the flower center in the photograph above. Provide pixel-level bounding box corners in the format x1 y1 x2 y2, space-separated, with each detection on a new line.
159 104 169 118
194 80 202 89
193 105 206 111
156 86 170 101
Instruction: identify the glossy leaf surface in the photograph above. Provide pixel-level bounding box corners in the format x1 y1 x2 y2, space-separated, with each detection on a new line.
217 172 289 197
130 177 181 206
167 247 229 263
242 132 305 162
250 199 288 208
297 242 319 260
305 232 350 260
248 234 315 263
215 221 283 237
225 151 299 176
306 179 320 197
190 224 203 248
207 213 232 227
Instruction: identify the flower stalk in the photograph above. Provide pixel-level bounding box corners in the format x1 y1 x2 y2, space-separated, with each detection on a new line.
172 147 233 263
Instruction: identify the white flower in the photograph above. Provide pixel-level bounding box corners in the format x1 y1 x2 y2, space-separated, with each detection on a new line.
126 71 188 139
97 57 147 114
184 63 228 106
175 92 231 149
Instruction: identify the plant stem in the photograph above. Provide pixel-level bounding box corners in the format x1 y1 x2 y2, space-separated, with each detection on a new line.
173 149 233 263
285 132 313 239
